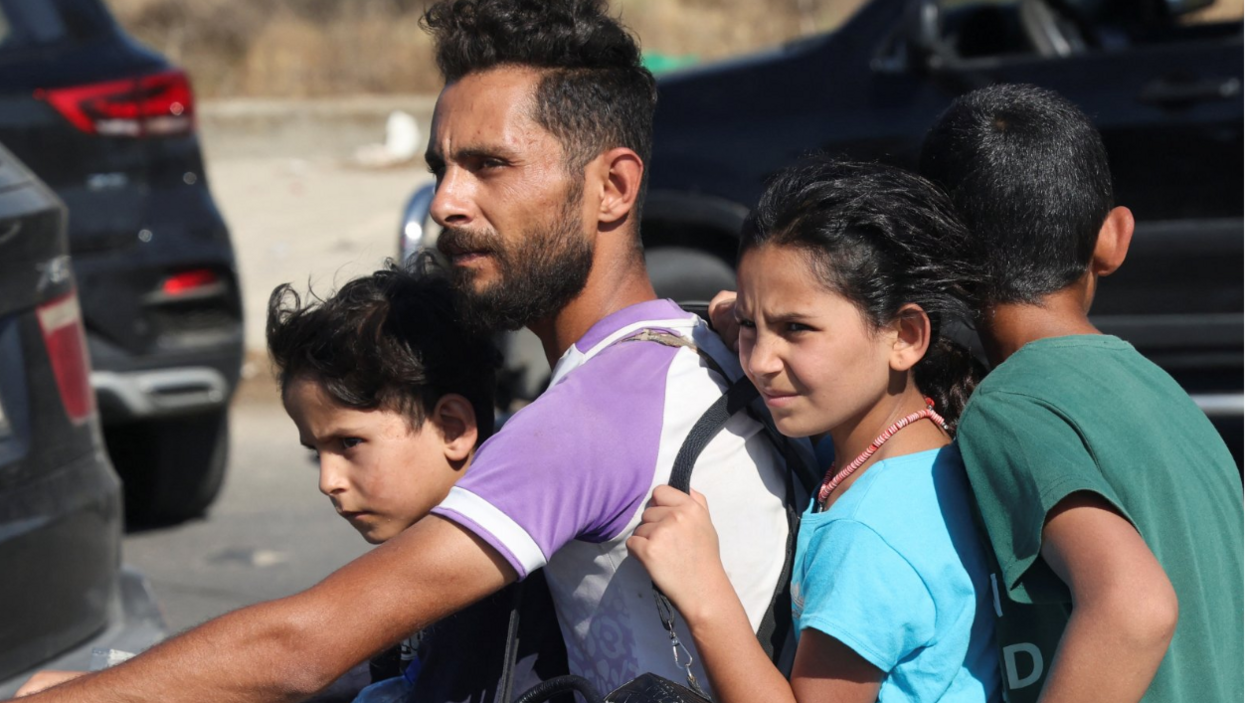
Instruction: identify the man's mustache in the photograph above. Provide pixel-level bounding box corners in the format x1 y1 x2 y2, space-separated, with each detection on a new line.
437 227 497 258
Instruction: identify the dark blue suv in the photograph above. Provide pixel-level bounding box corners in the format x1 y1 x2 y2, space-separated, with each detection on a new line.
0 0 244 521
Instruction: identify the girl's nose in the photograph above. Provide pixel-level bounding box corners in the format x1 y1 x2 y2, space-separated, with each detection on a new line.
744 333 784 379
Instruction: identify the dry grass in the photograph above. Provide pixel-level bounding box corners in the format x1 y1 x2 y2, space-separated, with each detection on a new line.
105 0 867 96
106 0 440 96
105 0 1242 98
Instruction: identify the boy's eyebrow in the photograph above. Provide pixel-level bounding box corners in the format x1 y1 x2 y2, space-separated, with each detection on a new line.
301 426 371 446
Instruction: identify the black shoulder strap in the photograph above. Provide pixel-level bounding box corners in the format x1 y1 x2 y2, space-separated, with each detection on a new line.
504 325 813 700
496 581 526 703
621 327 815 669
667 375 760 492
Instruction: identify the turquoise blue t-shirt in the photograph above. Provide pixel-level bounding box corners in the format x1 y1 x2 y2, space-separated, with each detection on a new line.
792 446 1000 703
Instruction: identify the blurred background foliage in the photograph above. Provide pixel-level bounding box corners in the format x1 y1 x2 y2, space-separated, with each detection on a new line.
105 0 868 97
107 0 1242 98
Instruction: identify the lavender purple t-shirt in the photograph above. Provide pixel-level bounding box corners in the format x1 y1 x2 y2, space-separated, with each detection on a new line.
431 299 790 691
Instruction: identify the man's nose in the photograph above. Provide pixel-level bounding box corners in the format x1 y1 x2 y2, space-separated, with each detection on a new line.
428 169 473 227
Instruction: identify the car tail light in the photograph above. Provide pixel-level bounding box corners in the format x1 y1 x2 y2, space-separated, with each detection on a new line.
161 268 220 296
34 69 195 137
36 292 95 425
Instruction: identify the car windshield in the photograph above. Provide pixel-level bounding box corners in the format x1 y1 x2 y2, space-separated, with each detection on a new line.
0 0 112 58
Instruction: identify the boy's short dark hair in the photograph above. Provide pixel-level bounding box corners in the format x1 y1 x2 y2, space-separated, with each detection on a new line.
919 83 1114 306
266 262 501 443
421 0 656 204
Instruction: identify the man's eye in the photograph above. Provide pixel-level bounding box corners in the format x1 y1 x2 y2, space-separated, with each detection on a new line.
342 437 363 450
737 318 756 329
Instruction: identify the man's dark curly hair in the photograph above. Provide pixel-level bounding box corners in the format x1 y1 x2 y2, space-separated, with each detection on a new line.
421 0 656 202
267 262 502 443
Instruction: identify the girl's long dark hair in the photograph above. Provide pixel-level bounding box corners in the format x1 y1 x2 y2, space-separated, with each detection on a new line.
741 158 985 432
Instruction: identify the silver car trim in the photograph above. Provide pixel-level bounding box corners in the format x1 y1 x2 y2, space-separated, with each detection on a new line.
91 367 228 419
1190 393 1244 418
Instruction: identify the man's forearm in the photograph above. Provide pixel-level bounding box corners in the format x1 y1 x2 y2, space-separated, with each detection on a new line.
20 594 340 703
14 516 515 703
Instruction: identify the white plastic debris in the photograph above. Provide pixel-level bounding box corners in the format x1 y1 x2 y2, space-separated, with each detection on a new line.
353 110 421 168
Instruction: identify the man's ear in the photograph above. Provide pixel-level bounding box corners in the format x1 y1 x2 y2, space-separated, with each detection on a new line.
1092 206 1134 277
595 147 644 225
432 394 478 465
889 304 932 373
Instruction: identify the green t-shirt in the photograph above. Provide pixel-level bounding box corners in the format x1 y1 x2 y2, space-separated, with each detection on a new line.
957 335 1244 703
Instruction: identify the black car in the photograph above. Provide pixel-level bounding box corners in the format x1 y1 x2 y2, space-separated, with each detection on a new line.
398 0 1241 461
0 142 165 697
0 0 244 521
640 0 1243 463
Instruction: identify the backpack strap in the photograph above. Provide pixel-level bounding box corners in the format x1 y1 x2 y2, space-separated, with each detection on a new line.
496 582 526 703
502 323 812 700
620 328 814 674
667 375 759 492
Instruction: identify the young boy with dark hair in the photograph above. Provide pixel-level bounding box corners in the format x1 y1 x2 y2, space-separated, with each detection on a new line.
920 83 1243 703
267 263 567 703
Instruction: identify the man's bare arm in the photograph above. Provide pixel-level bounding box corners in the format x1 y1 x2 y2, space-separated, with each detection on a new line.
15 516 515 703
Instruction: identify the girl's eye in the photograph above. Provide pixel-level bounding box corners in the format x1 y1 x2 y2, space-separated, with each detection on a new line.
737 317 756 329
785 322 814 333
341 437 363 451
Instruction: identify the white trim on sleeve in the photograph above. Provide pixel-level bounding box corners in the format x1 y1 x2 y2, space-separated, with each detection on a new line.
439 486 548 573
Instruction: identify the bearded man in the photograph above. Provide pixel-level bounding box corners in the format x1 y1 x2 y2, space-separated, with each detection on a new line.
14 1 790 700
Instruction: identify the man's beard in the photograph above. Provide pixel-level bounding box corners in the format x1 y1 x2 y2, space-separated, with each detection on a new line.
439 190 593 335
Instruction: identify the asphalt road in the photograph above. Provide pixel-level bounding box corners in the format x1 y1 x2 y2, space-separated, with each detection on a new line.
122 384 371 634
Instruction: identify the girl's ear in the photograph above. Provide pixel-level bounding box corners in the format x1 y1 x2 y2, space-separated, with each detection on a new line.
432 394 478 465
890 304 931 373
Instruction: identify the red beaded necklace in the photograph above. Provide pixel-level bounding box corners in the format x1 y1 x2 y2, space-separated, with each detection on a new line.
816 398 948 509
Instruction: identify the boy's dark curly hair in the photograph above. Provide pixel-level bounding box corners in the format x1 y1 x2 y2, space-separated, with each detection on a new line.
266 262 502 443
421 0 656 201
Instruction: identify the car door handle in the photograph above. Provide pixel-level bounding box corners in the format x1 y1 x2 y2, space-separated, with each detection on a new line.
0 221 21 247
1139 76 1242 106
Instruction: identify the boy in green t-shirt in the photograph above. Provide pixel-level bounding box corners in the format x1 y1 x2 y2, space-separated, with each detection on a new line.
920 84 1244 703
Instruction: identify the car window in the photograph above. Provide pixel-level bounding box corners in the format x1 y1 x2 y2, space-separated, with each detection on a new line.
0 0 112 57
935 0 1242 62
1180 0 1244 24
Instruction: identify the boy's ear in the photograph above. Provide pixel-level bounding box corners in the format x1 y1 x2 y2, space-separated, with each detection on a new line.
432 394 478 464
594 147 644 226
889 304 932 373
1091 206 1134 277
